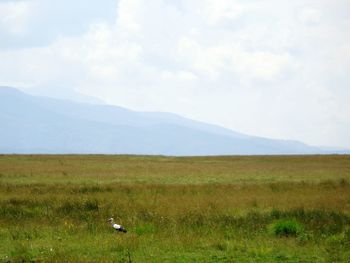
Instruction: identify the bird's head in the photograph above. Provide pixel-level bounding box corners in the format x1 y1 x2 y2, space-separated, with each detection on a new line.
107 217 114 222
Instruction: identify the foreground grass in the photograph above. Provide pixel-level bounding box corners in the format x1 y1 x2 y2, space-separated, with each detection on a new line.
0 155 350 262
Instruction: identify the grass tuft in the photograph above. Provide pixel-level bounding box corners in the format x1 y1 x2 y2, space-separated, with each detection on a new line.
268 220 304 237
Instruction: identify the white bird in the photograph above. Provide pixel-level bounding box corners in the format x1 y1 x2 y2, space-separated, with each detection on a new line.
107 218 127 233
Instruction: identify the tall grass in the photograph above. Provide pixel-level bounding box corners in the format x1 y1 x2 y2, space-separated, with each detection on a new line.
0 155 350 262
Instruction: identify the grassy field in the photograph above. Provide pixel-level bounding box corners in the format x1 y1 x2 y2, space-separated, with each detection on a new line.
0 155 350 262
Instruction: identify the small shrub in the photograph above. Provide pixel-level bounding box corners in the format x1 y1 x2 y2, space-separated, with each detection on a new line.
268 220 303 237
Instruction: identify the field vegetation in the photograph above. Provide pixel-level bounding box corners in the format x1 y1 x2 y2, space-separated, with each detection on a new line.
0 155 350 262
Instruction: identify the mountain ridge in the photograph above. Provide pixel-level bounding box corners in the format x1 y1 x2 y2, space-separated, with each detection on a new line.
0 86 344 155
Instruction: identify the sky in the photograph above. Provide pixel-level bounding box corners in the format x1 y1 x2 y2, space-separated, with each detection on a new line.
0 0 350 148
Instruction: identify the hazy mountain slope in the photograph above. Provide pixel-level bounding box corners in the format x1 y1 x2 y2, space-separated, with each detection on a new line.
30 92 249 139
0 87 324 155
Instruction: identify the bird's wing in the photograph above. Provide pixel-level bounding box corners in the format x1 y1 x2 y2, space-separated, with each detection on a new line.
113 224 121 230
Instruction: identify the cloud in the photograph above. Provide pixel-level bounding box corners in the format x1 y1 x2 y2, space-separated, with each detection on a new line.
198 0 250 25
177 37 293 80
0 0 33 35
297 8 322 25
0 0 350 148
0 0 118 48
116 0 144 34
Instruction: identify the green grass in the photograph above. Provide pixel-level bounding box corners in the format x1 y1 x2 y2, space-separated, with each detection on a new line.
0 155 350 262
268 220 304 237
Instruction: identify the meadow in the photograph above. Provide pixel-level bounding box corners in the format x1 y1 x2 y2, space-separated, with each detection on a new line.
0 155 350 262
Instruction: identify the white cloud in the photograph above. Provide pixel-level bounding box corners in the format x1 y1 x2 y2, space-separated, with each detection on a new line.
199 0 250 25
298 8 322 24
177 36 294 81
116 0 144 34
0 0 33 34
0 0 350 148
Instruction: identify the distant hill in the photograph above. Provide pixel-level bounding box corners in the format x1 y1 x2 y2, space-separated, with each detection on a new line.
0 86 341 155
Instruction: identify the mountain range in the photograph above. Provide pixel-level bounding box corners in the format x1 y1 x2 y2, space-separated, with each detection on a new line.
0 86 346 155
